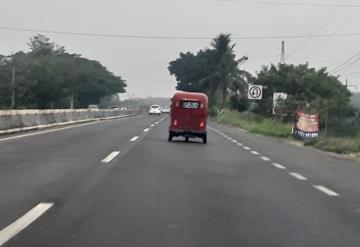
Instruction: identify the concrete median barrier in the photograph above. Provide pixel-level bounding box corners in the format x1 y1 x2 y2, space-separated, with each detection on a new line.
0 109 139 135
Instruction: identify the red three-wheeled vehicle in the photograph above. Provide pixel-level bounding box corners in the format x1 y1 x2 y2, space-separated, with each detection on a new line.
168 92 208 144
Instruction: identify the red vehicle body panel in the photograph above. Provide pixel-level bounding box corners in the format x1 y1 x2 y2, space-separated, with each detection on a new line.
169 91 208 135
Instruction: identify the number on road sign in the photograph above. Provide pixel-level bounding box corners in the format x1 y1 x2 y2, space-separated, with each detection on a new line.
248 85 263 100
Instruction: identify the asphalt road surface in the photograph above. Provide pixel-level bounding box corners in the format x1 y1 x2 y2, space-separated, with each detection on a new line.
1 114 360 247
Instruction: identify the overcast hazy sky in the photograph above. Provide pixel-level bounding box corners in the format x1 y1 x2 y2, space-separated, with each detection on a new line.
1 0 360 98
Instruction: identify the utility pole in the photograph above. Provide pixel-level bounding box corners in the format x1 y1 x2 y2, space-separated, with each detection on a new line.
11 67 15 109
345 79 357 90
280 41 286 64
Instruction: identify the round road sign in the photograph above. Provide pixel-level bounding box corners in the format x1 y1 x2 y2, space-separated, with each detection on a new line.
248 85 262 99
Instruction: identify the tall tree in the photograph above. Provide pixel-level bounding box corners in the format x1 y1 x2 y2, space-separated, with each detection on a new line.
168 34 250 106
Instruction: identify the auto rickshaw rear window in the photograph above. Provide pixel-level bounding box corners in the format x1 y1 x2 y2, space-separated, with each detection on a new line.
180 101 200 109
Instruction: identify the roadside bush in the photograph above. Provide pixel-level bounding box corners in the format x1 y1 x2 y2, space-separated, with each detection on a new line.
217 110 292 138
304 137 360 154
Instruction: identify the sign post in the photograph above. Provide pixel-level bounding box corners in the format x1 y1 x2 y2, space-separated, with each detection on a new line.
248 85 263 100
273 92 288 114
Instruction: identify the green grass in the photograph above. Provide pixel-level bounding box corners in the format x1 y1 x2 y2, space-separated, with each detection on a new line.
216 110 292 138
304 137 360 154
216 110 360 155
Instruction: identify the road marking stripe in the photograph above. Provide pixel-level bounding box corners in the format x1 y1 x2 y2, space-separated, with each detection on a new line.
237 143 243 147
251 151 260 155
150 124 155 127
101 151 120 163
130 136 139 142
0 122 99 142
260 156 271 161
231 140 238 143
289 172 308 181
243 146 251 150
313 185 339 197
0 202 54 246
272 162 286 170
144 128 149 132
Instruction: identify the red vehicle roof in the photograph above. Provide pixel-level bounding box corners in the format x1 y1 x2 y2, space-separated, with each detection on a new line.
171 91 208 103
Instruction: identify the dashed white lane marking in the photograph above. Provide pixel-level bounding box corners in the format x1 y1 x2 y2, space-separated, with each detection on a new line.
272 162 286 170
289 172 308 181
251 151 260 155
231 140 238 143
243 146 251 150
260 156 271 161
0 202 54 246
237 143 243 147
130 136 139 142
101 151 120 163
150 124 155 127
144 128 149 132
313 185 339 197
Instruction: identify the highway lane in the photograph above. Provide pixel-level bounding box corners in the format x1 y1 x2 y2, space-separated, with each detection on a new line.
1 116 360 246
0 114 164 237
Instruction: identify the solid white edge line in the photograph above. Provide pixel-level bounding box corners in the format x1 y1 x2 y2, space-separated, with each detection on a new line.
313 185 339 197
144 128 149 132
0 121 98 142
272 162 286 170
0 202 54 246
130 136 139 142
251 151 260 155
101 151 120 163
289 172 308 181
260 156 271 161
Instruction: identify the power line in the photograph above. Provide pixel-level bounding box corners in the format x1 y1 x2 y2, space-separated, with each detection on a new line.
287 0 352 59
3 26 360 40
216 0 360 7
329 52 360 74
304 7 360 62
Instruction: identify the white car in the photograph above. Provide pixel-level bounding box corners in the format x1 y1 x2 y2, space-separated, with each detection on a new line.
149 105 162 115
162 107 170 113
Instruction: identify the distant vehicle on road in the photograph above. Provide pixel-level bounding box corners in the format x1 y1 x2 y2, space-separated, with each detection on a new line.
88 104 99 110
168 92 208 144
149 105 162 115
162 106 170 113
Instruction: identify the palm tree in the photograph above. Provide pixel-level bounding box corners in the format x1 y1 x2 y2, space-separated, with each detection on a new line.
203 34 249 106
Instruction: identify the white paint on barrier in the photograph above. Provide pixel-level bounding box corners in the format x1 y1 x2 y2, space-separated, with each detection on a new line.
101 151 120 163
313 185 339 197
0 203 54 246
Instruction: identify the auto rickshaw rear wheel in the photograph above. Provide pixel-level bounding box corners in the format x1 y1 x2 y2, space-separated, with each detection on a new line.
202 134 207 144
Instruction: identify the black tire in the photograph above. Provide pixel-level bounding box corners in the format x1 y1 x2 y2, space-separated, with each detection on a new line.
185 137 189 142
202 134 207 144
168 133 173 142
